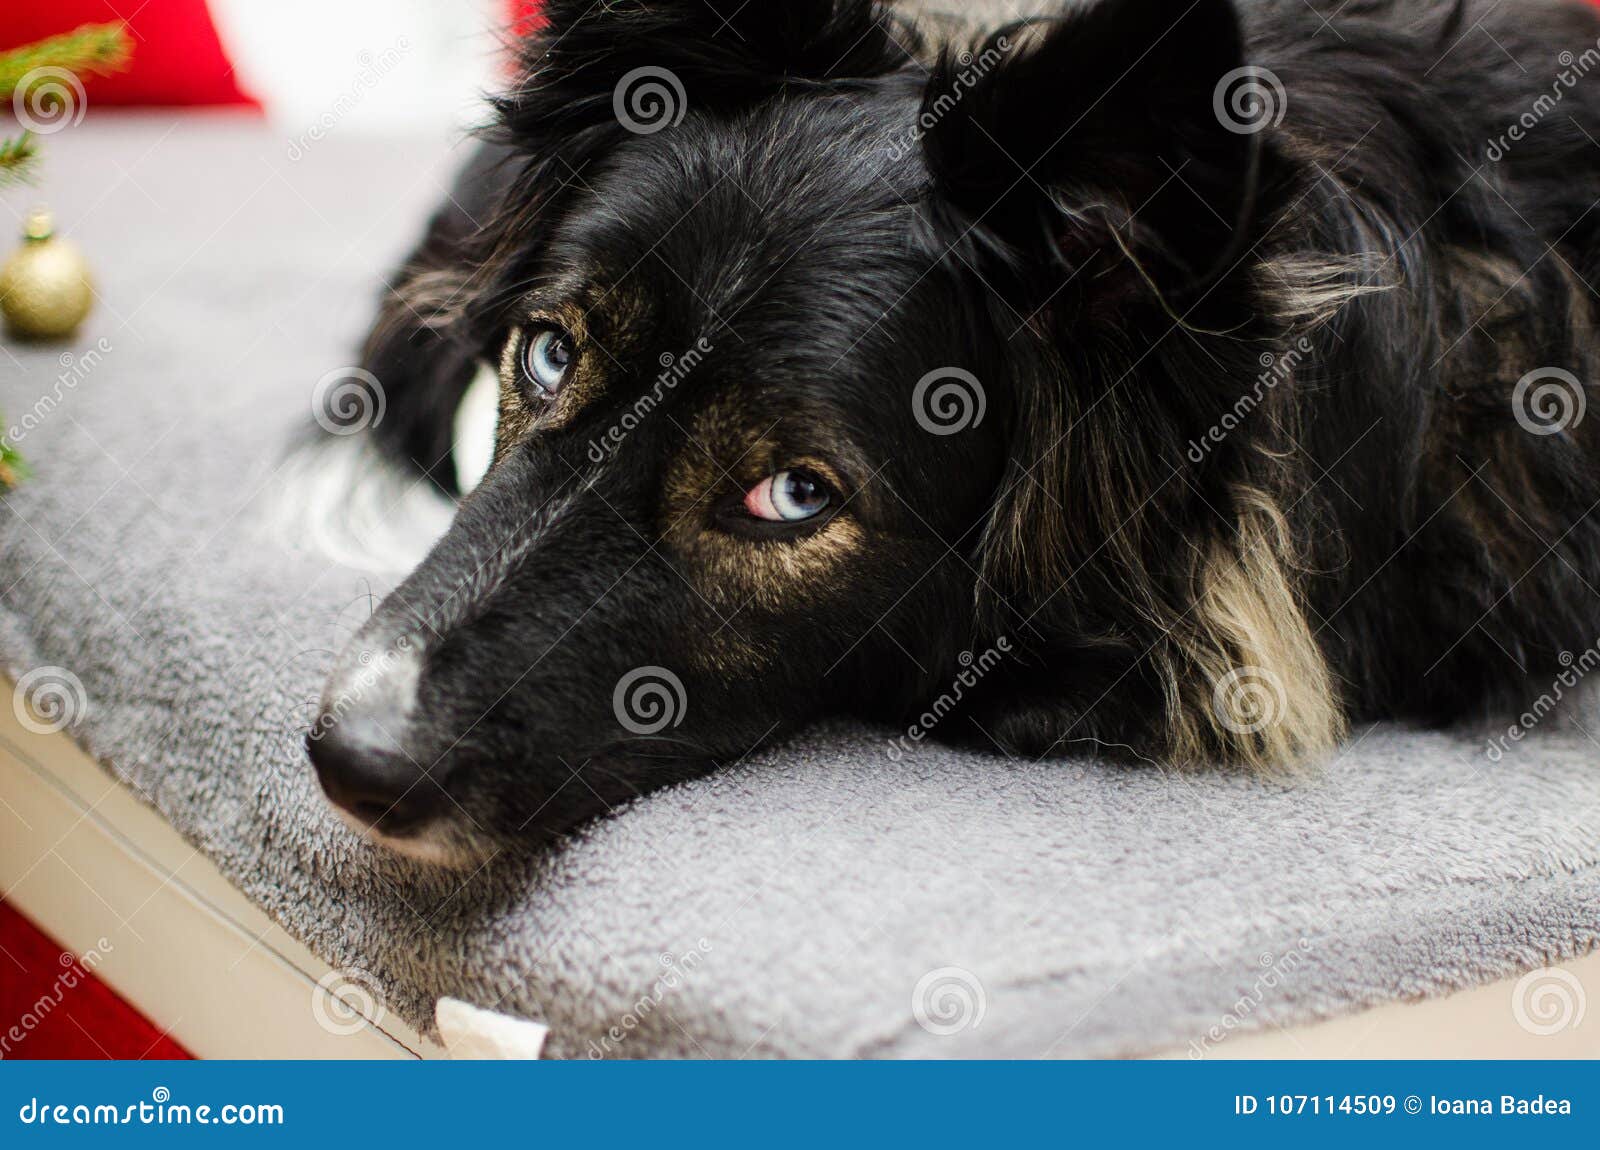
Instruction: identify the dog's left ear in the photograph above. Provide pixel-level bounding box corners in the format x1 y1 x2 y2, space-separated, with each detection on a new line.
503 0 917 139
921 0 1258 307
936 0 1346 770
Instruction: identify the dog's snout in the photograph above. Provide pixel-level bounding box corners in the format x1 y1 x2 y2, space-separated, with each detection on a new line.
308 717 441 832
307 635 439 832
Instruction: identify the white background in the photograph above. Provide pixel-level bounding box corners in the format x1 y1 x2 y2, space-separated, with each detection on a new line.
209 0 508 136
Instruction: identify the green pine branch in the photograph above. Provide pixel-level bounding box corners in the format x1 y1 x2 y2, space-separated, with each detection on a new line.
0 22 133 100
0 23 133 190
0 438 27 491
0 132 39 188
0 22 130 486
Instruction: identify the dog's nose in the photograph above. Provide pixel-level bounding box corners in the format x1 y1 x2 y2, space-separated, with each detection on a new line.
307 718 440 832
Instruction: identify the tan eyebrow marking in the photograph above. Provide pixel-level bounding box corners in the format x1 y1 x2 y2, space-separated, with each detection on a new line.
493 287 649 460
660 401 866 617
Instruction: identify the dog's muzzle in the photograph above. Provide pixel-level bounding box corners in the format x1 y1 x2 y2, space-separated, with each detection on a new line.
306 637 443 839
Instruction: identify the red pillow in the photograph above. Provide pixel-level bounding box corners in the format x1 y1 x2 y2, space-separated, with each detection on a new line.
0 0 259 110
508 0 546 40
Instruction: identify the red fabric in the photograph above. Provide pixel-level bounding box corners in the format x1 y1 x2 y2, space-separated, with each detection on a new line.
0 0 259 110
0 900 192 1060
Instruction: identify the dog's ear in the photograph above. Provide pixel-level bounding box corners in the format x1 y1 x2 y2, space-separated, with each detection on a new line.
938 0 1345 770
921 0 1258 310
469 1 917 328
502 0 917 140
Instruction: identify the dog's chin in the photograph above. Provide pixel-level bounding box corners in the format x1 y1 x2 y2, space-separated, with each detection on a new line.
329 805 498 870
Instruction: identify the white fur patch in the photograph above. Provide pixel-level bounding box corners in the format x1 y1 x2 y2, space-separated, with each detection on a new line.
322 637 425 731
268 360 498 574
453 361 500 496
268 437 455 574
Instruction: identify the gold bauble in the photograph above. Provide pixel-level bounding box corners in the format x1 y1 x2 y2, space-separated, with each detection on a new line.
0 209 94 341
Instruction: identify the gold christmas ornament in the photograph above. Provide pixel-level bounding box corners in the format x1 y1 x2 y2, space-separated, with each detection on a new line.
0 208 94 341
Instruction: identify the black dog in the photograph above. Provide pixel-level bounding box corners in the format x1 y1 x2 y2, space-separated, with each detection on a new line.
306 0 1600 865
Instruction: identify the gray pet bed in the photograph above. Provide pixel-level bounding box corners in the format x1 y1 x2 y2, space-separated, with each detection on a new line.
2 117 1598 1058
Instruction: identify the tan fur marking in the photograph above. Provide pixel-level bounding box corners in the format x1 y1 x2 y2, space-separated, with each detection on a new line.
1254 252 1396 327
675 515 867 614
659 406 865 674
495 334 537 457
1173 489 1346 772
496 289 652 460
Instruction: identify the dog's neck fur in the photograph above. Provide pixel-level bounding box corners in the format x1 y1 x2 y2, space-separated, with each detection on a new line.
893 0 1056 52
896 0 1049 29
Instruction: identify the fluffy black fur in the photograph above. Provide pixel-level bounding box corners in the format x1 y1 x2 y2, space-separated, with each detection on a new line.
309 0 1600 864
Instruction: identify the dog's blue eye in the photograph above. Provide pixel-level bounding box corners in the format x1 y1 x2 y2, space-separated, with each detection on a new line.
523 327 575 395
745 470 831 523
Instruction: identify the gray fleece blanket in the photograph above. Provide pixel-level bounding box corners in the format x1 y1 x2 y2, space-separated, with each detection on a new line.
2 117 1598 1058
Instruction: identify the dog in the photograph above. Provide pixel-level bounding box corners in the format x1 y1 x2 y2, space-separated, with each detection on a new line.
303 0 1600 866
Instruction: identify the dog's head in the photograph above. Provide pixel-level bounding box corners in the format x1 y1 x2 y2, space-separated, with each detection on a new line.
310 0 1281 865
